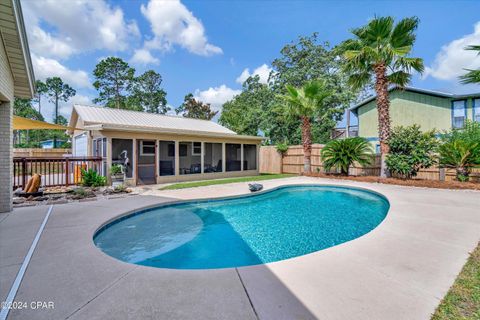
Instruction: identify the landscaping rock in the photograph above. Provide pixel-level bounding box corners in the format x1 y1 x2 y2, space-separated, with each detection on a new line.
12 197 25 204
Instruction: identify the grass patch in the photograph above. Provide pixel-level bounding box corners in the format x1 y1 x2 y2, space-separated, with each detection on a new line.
431 243 480 320
160 173 295 190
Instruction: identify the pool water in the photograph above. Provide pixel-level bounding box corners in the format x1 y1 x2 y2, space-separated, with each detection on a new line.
94 185 389 269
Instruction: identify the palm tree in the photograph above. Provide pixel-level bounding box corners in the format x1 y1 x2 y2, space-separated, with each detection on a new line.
342 16 424 177
321 137 373 176
459 45 480 84
279 80 332 173
438 140 480 182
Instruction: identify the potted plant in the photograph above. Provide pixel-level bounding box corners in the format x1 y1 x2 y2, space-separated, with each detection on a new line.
110 164 124 187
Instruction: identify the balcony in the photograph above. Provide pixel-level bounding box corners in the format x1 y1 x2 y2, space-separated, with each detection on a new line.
331 126 359 139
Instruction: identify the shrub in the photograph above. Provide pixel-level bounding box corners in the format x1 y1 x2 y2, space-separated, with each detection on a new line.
442 120 480 144
275 142 289 155
81 168 106 187
110 164 122 175
321 137 373 176
438 139 480 182
385 125 438 179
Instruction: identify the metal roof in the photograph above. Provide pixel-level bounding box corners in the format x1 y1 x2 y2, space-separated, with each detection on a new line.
0 0 35 98
71 104 263 140
349 86 480 114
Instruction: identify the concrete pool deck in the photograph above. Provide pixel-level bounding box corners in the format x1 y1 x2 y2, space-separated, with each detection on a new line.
1 176 479 320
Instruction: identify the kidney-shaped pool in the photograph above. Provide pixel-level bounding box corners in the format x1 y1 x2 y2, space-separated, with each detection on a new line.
94 185 389 269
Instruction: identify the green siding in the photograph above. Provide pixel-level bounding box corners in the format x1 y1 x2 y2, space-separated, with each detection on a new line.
357 90 476 139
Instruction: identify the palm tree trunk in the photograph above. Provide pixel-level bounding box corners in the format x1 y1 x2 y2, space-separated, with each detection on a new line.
374 63 391 178
301 116 312 173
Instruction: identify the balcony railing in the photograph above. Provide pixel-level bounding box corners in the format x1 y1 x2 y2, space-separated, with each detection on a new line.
331 126 359 139
13 156 103 190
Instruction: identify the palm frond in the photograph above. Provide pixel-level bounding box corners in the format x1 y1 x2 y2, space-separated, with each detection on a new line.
387 71 411 87
459 69 480 85
347 72 371 91
365 16 394 44
465 45 480 54
390 16 419 48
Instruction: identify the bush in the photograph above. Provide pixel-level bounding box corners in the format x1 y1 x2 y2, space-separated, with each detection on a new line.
321 137 373 176
438 139 480 182
110 164 122 175
275 142 289 155
385 125 438 179
442 120 480 144
81 168 106 187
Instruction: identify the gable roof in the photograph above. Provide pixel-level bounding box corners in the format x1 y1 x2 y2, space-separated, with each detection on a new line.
70 104 263 140
350 86 480 114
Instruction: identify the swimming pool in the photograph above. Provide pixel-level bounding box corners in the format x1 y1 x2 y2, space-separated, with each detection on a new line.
94 185 389 269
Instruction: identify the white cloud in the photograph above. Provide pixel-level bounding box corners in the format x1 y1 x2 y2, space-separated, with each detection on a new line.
194 85 241 111
140 0 222 57
32 54 91 89
424 22 480 81
23 0 139 59
236 64 272 84
130 49 160 65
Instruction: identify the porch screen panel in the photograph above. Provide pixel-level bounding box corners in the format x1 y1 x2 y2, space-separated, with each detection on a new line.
159 141 175 176
243 144 257 170
112 139 133 178
179 141 201 175
226 143 241 172
204 143 223 173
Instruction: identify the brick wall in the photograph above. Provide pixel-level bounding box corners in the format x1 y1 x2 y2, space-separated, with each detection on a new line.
0 101 13 212
0 32 14 212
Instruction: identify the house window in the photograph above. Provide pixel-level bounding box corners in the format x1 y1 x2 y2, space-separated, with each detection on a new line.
474 98 480 123
192 142 201 156
140 140 155 156
452 100 466 129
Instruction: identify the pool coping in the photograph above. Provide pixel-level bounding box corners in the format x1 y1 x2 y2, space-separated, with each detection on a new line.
3 176 480 320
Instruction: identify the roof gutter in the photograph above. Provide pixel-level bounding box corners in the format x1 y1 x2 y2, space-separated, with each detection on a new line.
11 0 35 97
80 123 265 141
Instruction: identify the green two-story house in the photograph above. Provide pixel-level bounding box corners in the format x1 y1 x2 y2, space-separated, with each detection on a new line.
348 86 480 152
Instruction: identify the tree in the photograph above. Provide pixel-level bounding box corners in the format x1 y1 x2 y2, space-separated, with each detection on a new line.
278 80 332 173
321 137 373 176
44 77 76 124
34 80 47 115
385 125 437 179
175 94 218 120
459 45 480 84
342 16 424 177
220 76 274 136
13 98 45 146
44 77 76 147
93 57 135 109
219 33 356 145
130 70 168 114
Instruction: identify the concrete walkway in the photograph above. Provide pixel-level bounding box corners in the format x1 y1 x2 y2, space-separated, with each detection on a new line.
0 176 479 320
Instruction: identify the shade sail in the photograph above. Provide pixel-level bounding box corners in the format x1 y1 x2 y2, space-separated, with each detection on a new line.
13 116 75 130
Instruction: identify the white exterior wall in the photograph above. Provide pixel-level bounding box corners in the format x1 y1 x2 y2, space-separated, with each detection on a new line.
0 36 15 212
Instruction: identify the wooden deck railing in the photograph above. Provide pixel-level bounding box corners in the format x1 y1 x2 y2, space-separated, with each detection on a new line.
13 156 103 189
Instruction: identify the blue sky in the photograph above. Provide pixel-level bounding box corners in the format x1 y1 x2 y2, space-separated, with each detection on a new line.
21 0 480 124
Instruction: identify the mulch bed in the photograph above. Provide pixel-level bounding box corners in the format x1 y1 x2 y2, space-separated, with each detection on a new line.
304 173 480 191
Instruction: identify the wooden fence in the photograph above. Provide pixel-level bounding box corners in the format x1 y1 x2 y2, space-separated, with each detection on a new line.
13 148 71 158
259 144 480 182
13 156 103 190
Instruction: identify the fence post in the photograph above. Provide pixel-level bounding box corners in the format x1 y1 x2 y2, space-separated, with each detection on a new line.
439 168 446 181
21 158 27 189
65 158 69 186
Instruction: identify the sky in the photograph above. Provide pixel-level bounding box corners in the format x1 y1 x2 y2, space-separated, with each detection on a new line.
21 0 480 125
